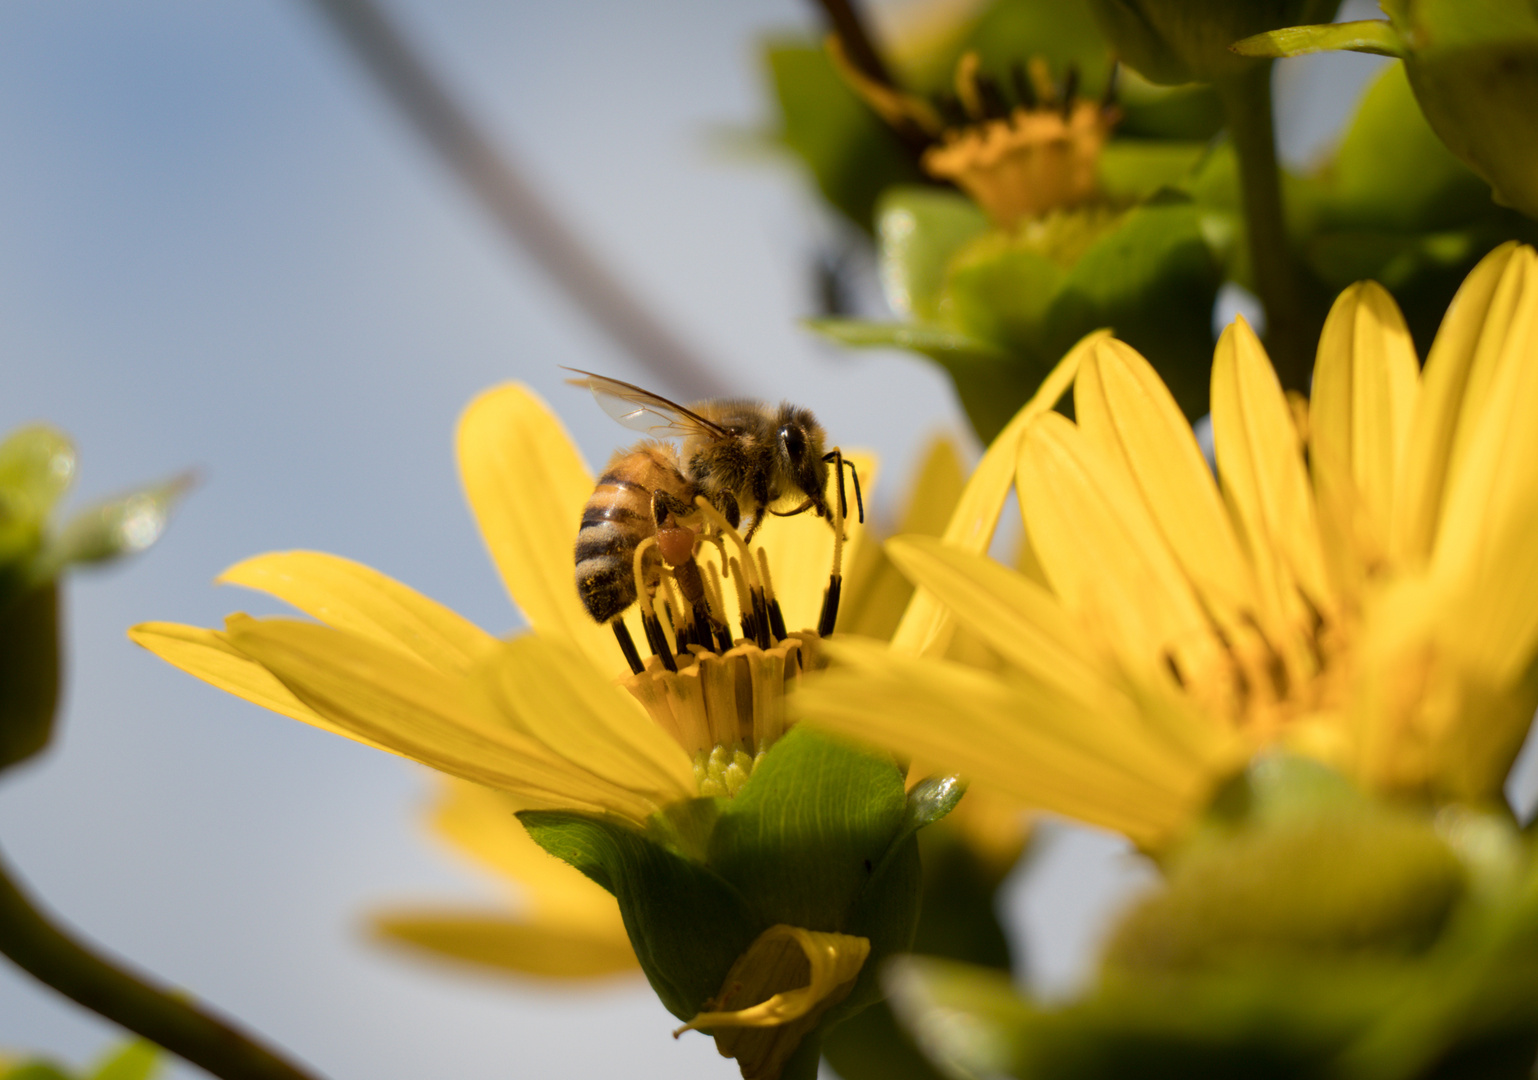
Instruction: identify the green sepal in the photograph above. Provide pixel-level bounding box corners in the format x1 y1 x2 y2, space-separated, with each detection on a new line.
876 188 990 323
0 427 76 524
42 474 192 575
516 808 760 1021
762 41 925 230
708 725 908 931
0 582 60 774
1231 20 1407 59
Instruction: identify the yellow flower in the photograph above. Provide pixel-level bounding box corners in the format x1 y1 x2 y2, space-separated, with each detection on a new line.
801 244 1538 849
371 777 638 979
132 384 870 821
129 383 878 1019
828 42 1120 229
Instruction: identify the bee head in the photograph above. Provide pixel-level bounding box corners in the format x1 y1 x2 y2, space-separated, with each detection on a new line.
775 404 830 515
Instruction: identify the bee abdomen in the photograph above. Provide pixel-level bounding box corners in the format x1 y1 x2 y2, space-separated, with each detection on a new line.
575 480 653 623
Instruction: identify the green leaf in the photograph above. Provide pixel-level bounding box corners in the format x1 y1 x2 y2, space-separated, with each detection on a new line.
0 583 59 773
764 42 925 230
1323 63 1491 233
884 956 1035 1079
1051 196 1222 418
85 1043 158 1080
708 725 908 932
942 236 1066 354
45 474 193 572
1231 20 1406 58
517 809 759 1020
875 188 990 322
805 318 1004 360
1097 140 1212 203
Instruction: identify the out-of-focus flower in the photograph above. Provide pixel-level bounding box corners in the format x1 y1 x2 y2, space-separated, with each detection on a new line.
130 385 960 1080
372 777 637 979
801 244 1538 850
1235 0 1538 220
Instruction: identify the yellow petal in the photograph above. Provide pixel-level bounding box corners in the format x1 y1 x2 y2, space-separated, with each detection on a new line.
1394 242 1521 563
371 910 637 979
226 618 660 823
473 635 696 805
800 639 1215 847
429 777 621 916
680 925 869 1032
891 331 1100 656
1210 317 1333 627
761 452 878 636
1309 282 1420 557
1017 411 1222 679
838 438 965 641
1074 338 1259 627
127 620 399 749
883 535 1103 698
678 925 869 1080
218 551 496 676
457 383 633 678
1426 249 1538 585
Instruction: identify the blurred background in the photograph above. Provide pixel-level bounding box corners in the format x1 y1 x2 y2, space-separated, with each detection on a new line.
0 1 1502 1076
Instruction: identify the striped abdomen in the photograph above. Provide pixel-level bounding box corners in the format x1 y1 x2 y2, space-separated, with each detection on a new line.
575 445 692 623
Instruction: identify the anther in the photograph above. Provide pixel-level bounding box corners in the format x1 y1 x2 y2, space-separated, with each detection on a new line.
612 619 644 675
756 548 788 643
1060 65 1079 120
818 575 843 638
1010 61 1036 109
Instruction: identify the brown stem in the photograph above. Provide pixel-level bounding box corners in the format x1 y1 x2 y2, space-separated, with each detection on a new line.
0 841 323 1080
301 0 732 399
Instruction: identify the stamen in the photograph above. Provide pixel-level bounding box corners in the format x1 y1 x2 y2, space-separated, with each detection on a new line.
632 536 678 672
757 548 789 643
696 497 772 649
612 619 644 675
818 474 848 638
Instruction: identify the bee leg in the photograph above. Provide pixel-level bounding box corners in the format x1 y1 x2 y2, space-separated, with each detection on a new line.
611 619 644 675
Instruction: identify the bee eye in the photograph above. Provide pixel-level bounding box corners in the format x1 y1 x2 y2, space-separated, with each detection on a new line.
778 424 805 459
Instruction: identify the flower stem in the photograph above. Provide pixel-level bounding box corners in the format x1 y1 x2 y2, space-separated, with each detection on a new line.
1216 63 1317 392
0 841 323 1080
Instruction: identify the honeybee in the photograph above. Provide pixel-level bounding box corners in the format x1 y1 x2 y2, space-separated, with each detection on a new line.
568 369 859 628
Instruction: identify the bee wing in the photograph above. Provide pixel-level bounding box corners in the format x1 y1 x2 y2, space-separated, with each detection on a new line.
563 368 728 440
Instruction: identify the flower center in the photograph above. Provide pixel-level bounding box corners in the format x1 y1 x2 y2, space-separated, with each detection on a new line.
614 496 846 797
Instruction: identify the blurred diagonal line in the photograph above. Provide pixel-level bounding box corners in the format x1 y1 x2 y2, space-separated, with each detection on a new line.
303 0 733 398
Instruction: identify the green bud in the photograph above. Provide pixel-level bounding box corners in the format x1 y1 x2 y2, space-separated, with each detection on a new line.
1104 807 1466 971
520 727 962 1080
1086 0 1343 85
1236 0 1538 219
0 422 186 774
